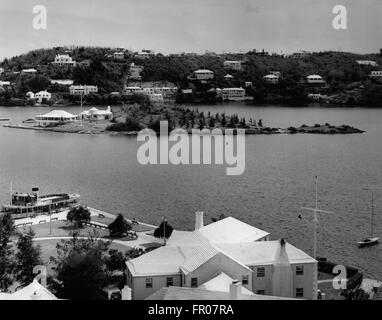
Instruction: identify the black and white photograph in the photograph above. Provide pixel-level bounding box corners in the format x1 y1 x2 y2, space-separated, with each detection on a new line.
0 0 382 308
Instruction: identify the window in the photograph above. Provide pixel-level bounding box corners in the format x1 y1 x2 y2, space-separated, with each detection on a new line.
242 275 249 285
191 278 198 288
296 288 304 298
296 266 304 276
145 277 153 288
256 290 265 295
257 267 265 277
166 277 173 287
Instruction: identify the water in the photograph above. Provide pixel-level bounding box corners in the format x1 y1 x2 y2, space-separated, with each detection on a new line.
0 103 381 279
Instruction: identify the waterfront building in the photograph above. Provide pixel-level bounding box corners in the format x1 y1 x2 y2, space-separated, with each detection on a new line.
34 90 51 103
224 60 242 71
52 54 76 66
35 110 78 126
306 75 326 85
125 212 316 300
79 106 113 121
188 69 214 81
69 85 98 95
263 74 279 84
221 88 246 101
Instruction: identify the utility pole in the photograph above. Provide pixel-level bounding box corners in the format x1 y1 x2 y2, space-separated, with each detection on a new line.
301 176 333 259
80 93 83 126
163 216 167 246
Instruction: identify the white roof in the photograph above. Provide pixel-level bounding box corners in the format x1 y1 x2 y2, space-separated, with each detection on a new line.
224 74 234 78
216 241 316 266
37 110 76 119
126 243 218 276
198 217 269 243
194 69 213 73
0 280 57 300
198 272 254 295
307 74 323 78
264 74 279 78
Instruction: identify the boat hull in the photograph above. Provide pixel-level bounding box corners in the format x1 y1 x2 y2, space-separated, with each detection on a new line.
357 237 379 247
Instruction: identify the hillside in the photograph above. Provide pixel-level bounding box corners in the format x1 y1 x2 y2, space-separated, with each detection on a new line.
1 46 382 107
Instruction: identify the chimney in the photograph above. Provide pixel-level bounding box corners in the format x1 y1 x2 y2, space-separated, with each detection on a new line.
271 238 293 298
121 285 132 300
229 280 242 300
195 211 204 230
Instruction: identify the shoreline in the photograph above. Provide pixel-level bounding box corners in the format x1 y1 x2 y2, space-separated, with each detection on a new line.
2 122 366 135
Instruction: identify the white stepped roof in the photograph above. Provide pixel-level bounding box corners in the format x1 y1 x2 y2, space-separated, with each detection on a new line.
37 110 76 119
0 280 57 300
198 217 269 244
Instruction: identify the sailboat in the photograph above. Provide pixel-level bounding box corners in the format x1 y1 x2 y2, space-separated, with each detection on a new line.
358 191 379 248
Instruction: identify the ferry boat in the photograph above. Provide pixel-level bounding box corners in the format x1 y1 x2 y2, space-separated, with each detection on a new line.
1 187 80 219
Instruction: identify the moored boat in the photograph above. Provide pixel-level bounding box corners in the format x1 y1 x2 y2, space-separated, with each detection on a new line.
1 187 80 219
357 237 379 248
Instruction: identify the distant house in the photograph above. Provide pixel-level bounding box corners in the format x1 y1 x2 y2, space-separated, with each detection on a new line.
135 49 155 59
80 106 113 121
113 52 125 60
21 68 37 74
52 54 76 66
0 67 4 74
263 74 279 84
306 75 325 85
128 63 143 80
148 93 164 103
291 51 309 59
26 91 35 99
369 70 382 79
69 85 98 95
269 71 281 77
124 86 143 94
222 88 246 101
0 80 11 87
34 90 51 103
188 69 214 81
78 59 91 67
35 110 77 126
357 60 378 67
223 60 242 71
245 81 253 87
224 74 235 80
50 79 74 86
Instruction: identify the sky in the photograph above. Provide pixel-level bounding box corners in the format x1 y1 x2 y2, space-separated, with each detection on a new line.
0 0 381 60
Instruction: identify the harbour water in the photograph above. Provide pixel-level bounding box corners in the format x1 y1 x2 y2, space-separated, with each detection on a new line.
0 103 381 279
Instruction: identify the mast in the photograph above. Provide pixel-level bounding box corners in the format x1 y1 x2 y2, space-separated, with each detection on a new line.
371 191 374 237
10 181 13 205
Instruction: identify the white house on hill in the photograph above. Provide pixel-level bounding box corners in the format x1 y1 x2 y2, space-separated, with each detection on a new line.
52 54 76 66
34 90 51 103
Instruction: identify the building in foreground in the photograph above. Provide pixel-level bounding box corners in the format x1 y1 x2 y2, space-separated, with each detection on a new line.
126 212 317 300
0 279 57 300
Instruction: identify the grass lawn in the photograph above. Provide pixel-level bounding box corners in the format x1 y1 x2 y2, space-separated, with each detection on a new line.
15 220 110 239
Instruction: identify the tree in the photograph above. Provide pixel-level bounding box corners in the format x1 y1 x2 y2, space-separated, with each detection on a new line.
108 214 131 238
67 206 91 228
0 212 16 291
15 229 42 285
49 231 112 300
105 249 127 272
154 220 173 239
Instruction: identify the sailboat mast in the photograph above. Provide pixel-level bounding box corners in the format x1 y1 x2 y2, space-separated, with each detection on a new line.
371 191 374 237
10 181 13 205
